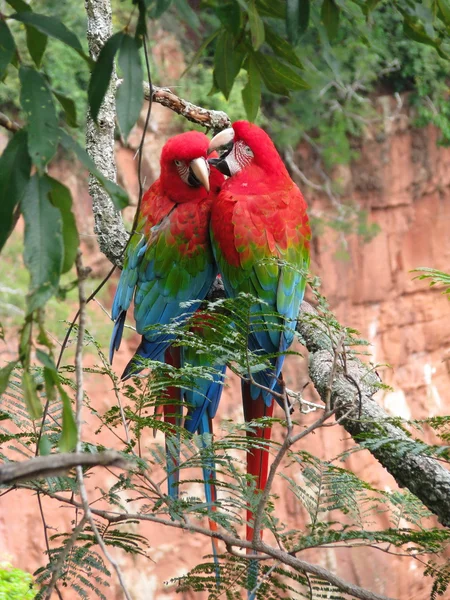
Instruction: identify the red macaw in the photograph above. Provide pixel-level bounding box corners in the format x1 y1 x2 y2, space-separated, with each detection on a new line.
109 132 226 525
208 121 311 582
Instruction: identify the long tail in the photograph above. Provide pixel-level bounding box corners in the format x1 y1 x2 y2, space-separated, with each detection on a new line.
184 362 226 585
242 381 275 599
162 346 183 499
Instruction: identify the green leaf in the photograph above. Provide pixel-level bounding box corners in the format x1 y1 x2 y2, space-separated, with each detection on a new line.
150 0 173 18
88 31 124 124
321 0 340 41
47 176 79 273
0 21 16 80
216 1 241 34
173 0 201 30
0 130 31 253
39 434 52 456
43 367 56 403
363 0 382 15
265 25 303 69
59 129 129 210
256 0 285 19
254 52 289 95
0 361 18 396
298 0 310 35
22 370 43 420
181 29 220 77
53 90 78 128
21 174 64 313
116 35 144 141
5 0 30 10
58 384 77 452
402 20 440 49
248 0 265 50
11 12 91 64
36 348 57 371
19 315 32 364
438 0 450 26
19 66 59 171
242 54 261 122
286 0 300 45
214 31 245 99
26 24 48 68
255 53 310 94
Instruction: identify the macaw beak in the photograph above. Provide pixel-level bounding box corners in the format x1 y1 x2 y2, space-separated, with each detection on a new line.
208 127 235 153
189 157 210 192
208 128 235 176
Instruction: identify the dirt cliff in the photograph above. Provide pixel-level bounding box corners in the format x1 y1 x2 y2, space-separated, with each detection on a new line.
1 37 450 600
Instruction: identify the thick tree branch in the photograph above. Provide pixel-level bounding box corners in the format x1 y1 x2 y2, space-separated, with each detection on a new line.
85 0 128 265
0 451 129 485
298 302 450 527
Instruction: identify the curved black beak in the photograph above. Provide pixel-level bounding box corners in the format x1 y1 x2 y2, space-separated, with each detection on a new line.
208 156 231 177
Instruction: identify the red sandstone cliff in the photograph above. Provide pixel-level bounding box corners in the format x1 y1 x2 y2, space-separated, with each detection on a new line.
1 36 450 600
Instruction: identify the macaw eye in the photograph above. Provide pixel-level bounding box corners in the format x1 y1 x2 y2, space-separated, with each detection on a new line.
243 145 254 157
174 160 183 167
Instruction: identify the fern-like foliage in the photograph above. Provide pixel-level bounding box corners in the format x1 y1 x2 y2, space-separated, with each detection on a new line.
2 287 450 599
413 268 450 296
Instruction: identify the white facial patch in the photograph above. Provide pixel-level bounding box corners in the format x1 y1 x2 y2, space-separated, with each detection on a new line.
228 140 254 174
175 160 190 183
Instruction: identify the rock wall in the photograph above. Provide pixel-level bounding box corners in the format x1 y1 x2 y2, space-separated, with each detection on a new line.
1 49 450 599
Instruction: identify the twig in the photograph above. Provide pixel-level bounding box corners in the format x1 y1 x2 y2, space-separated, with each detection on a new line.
0 111 20 132
44 516 88 600
74 252 133 600
33 489 394 600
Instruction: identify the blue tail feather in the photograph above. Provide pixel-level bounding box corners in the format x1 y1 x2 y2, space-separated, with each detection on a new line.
121 336 172 380
109 310 127 363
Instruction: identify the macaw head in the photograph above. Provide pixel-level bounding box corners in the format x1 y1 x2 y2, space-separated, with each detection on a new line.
160 131 213 203
207 121 287 180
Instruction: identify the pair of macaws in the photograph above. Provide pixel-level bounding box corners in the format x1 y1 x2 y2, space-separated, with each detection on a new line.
110 121 311 587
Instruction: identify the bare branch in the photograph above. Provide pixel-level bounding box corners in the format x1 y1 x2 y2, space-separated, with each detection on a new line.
37 489 394 600
74 251 133 600
0 451 130 485
0 111 20 133
143 82 230 131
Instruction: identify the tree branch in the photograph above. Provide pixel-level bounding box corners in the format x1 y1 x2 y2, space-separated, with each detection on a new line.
0 451 129 485
35 489 394 600
298 302 450 527
142 82 230 131
85 0 128 266
0 111 20 133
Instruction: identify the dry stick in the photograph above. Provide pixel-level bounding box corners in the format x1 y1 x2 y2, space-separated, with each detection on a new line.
0 451 129 485
44 516 88 600
74 252 133 600
37 494 64 600
36 490 394 600
0 111 20 132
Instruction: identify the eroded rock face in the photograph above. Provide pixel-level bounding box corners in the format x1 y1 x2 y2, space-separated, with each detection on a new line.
1 72 450 599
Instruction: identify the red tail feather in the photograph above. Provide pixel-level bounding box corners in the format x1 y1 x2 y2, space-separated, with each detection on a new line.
242 382 275 545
